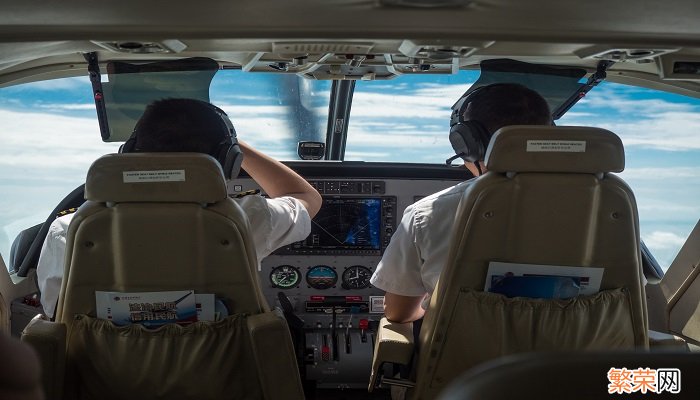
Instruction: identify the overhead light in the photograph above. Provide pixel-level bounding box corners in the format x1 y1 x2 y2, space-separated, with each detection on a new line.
91 39 187 54
379 0 473 8
575 45 679 63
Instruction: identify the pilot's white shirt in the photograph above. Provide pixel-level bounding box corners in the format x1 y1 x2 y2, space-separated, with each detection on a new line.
36 195 311 318
370 179 475 300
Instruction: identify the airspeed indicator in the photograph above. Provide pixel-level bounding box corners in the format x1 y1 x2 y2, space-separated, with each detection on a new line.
270 265 301 289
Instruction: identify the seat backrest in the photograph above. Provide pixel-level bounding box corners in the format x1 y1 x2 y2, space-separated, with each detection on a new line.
52 153 302 399
56 153 266 321
414 126 648 399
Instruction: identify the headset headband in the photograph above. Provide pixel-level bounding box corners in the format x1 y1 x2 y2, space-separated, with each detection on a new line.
450 84 496 127
120 100 243 179
207 103 236 140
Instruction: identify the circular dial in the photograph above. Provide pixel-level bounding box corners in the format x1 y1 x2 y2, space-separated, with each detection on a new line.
270 265 301 289
342 265 372 290
306 265 338 290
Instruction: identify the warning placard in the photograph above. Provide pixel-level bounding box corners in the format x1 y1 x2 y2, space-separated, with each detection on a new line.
123 170 186 183
526 140 586 153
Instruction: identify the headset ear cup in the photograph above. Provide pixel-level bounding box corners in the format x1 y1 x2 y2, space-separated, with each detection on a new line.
470 120 492 160
119 135 137 153
449 121 487 163
449 124 470 159
218 142 244 180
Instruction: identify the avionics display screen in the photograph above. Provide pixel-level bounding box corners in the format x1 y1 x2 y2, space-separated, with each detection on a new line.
293 197 382 251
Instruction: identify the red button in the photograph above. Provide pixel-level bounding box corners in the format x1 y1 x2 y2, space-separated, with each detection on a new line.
359 319 369 330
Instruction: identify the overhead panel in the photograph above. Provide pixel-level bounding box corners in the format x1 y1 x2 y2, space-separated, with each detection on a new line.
659 55 700 81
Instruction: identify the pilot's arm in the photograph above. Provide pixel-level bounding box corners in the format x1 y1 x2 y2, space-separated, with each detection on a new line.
370 203 428 323
36 213 73 319
383 292 426 323
238 140 322 218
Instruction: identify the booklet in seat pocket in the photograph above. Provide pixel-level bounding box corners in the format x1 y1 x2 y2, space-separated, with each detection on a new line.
95 290 197 327
489 275 581 299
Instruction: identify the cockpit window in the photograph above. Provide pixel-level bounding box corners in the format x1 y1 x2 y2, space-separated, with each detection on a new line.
0 71 331 261
558 81 700 271
0 77 121 261
0 65 698 274
345 60 586 163
346 70 479 162
210 72 331 160
94 58 331 160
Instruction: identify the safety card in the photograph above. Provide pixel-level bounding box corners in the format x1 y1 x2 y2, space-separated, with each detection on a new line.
484 261 604 299
95 290 203 327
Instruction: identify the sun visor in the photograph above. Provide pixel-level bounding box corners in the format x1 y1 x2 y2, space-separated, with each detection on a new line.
87 56 219 142
452 59 587 119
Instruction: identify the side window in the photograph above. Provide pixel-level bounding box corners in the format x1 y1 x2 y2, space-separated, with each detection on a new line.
0 77 121 262
0 72 332 263
558 82 700 271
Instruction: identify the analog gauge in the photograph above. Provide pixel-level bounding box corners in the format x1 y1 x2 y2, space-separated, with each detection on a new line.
270 265 301 289
306 265 338 290
341 265 372 290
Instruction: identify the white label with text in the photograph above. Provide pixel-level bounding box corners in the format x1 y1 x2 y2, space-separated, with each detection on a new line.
123 170 186 183
526 140 586 152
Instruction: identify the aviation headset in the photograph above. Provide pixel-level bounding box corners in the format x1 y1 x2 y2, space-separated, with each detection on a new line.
448 83 500 165
120 102 244 180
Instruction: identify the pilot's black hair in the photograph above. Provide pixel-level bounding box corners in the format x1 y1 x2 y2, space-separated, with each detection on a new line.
133 98 229 156
465 83 552 134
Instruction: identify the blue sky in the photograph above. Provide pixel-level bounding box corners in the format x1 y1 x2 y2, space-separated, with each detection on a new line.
0 71 698 271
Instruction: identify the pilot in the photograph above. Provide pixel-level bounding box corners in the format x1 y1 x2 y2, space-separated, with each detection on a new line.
370 83 552 323
36 98 322 319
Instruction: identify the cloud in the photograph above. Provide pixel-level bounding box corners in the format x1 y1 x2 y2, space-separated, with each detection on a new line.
561 111 700 151
217 104 289 116
643 231 687 250
620 167 700 180
412 84 473 101
348 82 472 119
7 77 90 92
344 150 393 160
0 109 120 169
580 95 696 114
212 94 278 102
560 83 700 151
36 103 95 111
350 93 450 119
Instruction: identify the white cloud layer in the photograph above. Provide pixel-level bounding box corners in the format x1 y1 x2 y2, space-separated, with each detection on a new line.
2 78 700 263
0 109 120 169
621 167 700 180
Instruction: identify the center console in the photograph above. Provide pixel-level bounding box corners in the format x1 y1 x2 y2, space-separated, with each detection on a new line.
245 169 466 389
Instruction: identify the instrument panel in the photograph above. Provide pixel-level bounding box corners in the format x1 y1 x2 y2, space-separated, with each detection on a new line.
235 169 466 389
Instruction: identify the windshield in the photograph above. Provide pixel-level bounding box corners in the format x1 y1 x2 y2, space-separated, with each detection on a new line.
558 81 700 271
211 73 330 160
0 71 331 262
0 67 698 274
346 72 477 162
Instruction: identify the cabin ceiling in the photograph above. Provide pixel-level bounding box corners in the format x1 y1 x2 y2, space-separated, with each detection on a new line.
2 0 700 94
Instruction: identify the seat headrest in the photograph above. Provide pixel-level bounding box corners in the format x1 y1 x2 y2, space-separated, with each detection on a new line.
485 126 625 174
85 153 228 203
